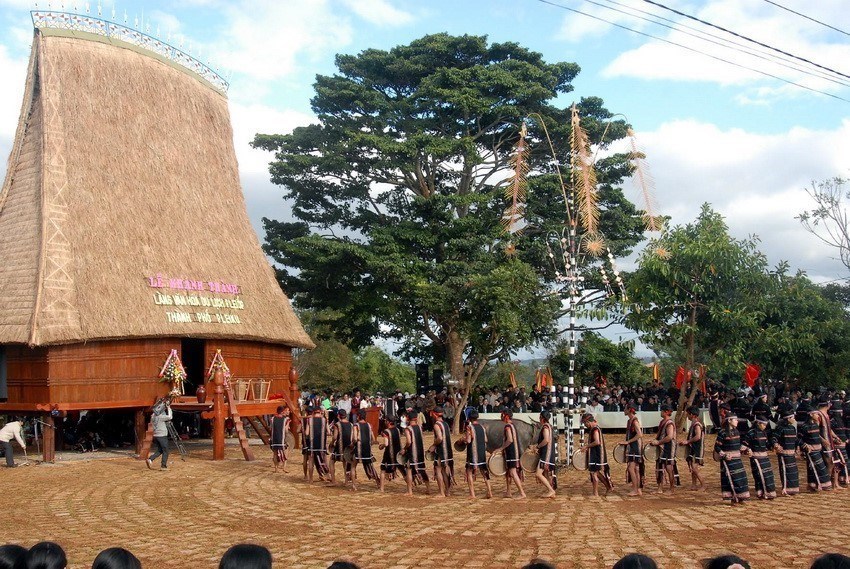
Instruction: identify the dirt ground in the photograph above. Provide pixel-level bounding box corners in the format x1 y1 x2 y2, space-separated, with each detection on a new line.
3 433 849 569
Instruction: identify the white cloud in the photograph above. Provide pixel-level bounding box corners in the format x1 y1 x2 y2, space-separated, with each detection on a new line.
229 101 314 175
599 0 850 99
0 44 28 156
209 0 352 82
340 0 413 27
625 118 850 279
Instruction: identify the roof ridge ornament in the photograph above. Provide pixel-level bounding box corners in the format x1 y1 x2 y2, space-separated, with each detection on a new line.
31 8 230 94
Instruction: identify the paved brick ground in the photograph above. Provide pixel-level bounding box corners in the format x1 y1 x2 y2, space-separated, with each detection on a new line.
4 434 850 568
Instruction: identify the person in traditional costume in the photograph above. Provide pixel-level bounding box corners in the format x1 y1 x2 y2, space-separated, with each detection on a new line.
329 409 354 486
771 402 800 496
797 402 832 492
464 409 493 499
351 411 380 490
714 413 750 505
814 396 843 490
301 406 313 480
497 408 527 499
533 410 557 498
379 416 405 492
623 401 644 497
744 416 776 499
649 404 679 494
403 410 431 496
680 405 706 491
429 407 455 497
580 413 613 496
270 405 291 473
305 406 330 483
830 399 849 487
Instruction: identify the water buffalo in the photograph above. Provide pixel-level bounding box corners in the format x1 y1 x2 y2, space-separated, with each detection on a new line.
479 418 542 453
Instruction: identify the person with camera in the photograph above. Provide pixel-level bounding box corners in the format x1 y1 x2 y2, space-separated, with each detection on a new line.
146 401 173 471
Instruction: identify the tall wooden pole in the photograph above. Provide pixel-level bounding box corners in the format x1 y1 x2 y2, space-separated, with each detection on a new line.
42 414 55 463
212 368 225 460
134 409 145 456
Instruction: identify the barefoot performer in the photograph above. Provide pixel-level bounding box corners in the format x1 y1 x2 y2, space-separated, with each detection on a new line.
379 416 405 492
429 407 455 497
329 409 354 485
772 402 800 496
623 401 644 496
680 406 705 490
715 413 750 505
650 404 679 494
270 405 291 473
581 413 613 496
498 408 527 499
352 411 380 490
534 410 557 498
464 410 493 499
403 411 431 496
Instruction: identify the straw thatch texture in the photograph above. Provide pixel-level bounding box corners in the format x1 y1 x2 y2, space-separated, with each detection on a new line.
0 30 313 349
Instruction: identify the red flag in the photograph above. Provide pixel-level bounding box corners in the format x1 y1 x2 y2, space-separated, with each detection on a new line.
743 364 760 388
675 366 686 389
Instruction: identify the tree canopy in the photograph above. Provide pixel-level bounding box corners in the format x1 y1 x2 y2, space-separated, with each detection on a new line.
254 33 647 409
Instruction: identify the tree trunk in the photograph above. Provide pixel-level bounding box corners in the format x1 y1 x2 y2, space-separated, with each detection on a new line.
675 304 698 431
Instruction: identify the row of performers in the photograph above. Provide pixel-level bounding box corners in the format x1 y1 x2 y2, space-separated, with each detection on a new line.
270 405 557 498
266 397 849 502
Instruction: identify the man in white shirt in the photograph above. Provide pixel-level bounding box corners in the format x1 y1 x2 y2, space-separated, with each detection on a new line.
0 420 26 467
586 399 605 416
337 393 352 416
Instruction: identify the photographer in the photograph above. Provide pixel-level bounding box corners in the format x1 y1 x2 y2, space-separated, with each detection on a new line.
146 402 172 471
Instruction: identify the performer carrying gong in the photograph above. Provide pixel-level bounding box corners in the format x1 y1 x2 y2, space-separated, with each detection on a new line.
270 405 291 473
379 416 405 493
680 406 705 491
580 413 613 496
497 408 527 499
352 411 380 491
329 409 354 486
649 404 679 495
623 401 644 497
305 407 330 483
533 410 557 499
463 409 493 499
403 410 431 496
429 407 455 498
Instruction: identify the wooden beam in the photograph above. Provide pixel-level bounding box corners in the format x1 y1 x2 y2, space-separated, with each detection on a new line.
42 414 55 463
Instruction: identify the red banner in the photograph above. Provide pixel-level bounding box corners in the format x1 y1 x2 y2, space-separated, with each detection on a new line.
743 363 760 388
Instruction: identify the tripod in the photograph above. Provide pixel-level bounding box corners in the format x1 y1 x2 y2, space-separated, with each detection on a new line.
166 421 188 461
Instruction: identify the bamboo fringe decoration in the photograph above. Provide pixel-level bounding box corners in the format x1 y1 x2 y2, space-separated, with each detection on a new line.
626 128 662 233
570 106 601 254
501 122 530 254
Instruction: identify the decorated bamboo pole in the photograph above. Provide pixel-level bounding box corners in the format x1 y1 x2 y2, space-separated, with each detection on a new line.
212 368 225 460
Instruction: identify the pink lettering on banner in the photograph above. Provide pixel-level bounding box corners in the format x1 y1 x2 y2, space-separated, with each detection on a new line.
146 275 241 295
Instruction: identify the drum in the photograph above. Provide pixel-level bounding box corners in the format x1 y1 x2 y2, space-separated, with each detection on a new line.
612 443 627 464
642 443 660 462
425 449 436 462
571 450 588 470
396 451 409 466
488 451 507 476
453 439 468 453
675 443 688 461
520 448 540 474
343 446 355 464
284 431 295 453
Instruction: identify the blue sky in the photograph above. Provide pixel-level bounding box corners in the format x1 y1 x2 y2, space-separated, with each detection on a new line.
1 0 849 354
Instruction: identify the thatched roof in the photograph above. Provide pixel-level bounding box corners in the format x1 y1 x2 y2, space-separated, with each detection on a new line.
0 28 314 349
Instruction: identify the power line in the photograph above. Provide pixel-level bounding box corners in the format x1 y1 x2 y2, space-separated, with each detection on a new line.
534 0 850 103
577 0 850 90
641 0 850 83
761 0 850 38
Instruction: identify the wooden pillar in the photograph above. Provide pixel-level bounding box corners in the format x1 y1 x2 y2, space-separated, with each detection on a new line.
288 367 301 449
212 368 225 460
134 409 146 456
42 414 55 463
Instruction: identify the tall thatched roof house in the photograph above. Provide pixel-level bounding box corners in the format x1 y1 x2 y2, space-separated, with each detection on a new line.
0 11 313 458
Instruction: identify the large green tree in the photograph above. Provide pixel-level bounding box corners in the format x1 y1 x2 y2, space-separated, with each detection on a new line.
626 205 769 426
549 332 648 387
254 34 646 423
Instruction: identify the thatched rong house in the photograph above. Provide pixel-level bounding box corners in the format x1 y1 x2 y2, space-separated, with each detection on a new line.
0 11 313 461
